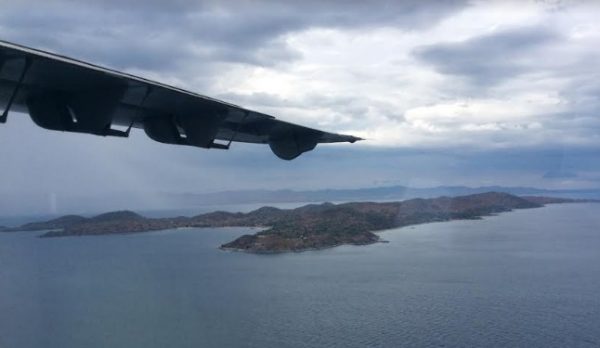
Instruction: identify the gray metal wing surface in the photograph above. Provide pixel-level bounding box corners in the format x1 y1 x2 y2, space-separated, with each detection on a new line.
0 40 361 160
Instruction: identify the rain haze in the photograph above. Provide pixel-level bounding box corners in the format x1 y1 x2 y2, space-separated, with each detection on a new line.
1 0 599 215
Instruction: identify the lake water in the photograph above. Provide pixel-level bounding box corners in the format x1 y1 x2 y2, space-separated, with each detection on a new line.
1 203 599 348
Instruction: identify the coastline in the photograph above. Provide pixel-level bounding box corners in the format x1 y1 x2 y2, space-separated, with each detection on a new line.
2 192 591 254
219 237 390 254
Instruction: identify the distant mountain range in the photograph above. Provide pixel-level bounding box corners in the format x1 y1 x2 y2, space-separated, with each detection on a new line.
2 185 599 219
164 185 600 206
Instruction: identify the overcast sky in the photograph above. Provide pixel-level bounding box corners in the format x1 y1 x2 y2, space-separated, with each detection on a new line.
1 0 599 215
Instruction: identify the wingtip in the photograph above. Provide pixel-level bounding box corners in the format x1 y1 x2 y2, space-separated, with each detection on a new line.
348 135 364 143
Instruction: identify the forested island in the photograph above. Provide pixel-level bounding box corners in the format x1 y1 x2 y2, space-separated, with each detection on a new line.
0 192 587 253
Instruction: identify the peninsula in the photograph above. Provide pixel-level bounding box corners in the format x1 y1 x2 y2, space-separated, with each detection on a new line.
0 192 586 253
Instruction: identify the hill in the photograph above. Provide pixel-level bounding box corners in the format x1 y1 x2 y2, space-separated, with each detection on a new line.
2 192 590 253
219 192 542 253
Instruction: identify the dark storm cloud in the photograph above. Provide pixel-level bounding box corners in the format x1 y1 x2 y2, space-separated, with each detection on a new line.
0 0 467 71
413 26 560 87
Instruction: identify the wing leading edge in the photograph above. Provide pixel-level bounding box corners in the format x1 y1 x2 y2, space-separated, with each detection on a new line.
0 40 361 160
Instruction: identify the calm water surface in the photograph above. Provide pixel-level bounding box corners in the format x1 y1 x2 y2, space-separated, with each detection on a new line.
1 204 599 348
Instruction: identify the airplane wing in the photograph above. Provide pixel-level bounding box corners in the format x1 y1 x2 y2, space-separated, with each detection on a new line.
0 40 361 160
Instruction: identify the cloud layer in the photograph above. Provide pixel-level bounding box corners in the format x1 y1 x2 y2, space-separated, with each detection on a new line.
2 0 597 149
1 0 599 214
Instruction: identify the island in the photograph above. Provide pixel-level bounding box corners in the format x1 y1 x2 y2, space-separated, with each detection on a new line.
0 192 590 253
